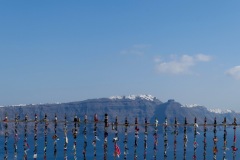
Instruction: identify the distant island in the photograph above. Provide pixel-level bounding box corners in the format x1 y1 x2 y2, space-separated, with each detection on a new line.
0 94 238 134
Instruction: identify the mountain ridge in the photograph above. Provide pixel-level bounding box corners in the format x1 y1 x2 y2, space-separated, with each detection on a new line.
2 94 235 114
0 95 239 134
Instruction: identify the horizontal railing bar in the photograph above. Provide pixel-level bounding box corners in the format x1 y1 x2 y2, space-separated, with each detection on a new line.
0 120 238 127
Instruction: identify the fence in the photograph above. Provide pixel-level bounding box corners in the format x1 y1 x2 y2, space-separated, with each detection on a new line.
0 113 239 160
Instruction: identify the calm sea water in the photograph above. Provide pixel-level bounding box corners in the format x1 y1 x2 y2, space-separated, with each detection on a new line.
0 128 239 159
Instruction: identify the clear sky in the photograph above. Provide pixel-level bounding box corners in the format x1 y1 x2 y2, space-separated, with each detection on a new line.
1 1 240 110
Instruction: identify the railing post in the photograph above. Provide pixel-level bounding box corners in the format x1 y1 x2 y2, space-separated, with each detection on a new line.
53 114 58 159
33 114 38 159
163 117 168 160
153 118 158 160
203 117 207 160
193 117 198 159
113 116 120 159
173 117 178 160
14 114 19 160
83 114 87 160
4 113 8 160
213 117 218 160
72 115 79 160
104 113 108 160
44 114 48 160
183 117 188 160
144 118 148 160
23 114 29 160
93 113 98 160
222 117 227 160
134 117 139 160
63 114 68 160
124 117 129 160
232 117 237 160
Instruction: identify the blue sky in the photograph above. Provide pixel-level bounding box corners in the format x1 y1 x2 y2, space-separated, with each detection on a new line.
1 1 240 110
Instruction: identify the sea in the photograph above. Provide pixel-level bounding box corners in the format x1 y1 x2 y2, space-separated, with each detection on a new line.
0 128 239 159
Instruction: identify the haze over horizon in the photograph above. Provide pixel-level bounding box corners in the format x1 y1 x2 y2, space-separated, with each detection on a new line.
1 1 240 111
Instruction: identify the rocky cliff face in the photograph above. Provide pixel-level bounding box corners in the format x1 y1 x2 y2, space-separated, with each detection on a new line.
0 95 238 134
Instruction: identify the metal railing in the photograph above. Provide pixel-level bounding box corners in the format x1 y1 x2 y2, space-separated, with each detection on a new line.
1 113 240 160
